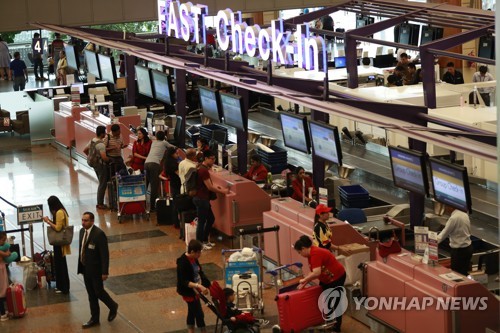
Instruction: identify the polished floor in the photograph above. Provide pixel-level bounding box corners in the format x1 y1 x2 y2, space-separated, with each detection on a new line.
0 144 374 332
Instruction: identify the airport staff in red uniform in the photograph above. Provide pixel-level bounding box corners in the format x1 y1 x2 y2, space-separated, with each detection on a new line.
243 155 268 182
294 235 346 333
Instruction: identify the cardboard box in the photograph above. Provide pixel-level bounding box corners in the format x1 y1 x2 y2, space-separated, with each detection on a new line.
336 243 370 286
338 243 370 254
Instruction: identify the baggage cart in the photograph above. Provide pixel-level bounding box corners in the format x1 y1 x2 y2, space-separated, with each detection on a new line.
116 174 149 222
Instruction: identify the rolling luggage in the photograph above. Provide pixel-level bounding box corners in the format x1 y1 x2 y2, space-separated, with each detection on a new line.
233 273 259 309
107 175 118 211
156 181 173 225
6 283 27 318
275 285 324 332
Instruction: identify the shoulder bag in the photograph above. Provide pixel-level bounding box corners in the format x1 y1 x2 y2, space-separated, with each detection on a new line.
47 213 74 246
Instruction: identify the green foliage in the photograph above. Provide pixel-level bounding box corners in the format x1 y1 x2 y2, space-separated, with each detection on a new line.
0 32 17 43
90 21 158 33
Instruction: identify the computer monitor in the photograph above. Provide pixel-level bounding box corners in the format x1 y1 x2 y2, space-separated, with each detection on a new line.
84 50 100 79
279 112 310 154
220 92 246 131
97 54 117 84
334 56 346 69
356 48 363 58
198 86 221 122
134 65 154 98
388 146 429 196
309 120 342 165
429 158 472 213
151 70 175 105
65 44 78 71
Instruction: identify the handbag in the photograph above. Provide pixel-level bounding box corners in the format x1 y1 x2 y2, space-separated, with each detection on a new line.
47 225 74 246
378 238 402 259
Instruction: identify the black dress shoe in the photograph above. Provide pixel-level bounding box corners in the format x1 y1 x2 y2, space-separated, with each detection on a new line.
82 320 100 329
108 304 119 322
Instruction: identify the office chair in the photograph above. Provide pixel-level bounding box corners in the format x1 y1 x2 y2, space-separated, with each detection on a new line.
337 208 367 224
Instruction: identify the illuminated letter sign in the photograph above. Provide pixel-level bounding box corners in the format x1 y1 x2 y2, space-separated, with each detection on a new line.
161 0 326 72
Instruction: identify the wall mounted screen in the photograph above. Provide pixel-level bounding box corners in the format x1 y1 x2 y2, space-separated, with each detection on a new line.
309 120 342 165
97 54 117 84
429 158 472 213
135 65 154 98
220 92 246 130
151 70 174 104
65 45 78 71
199 86 221 122
388 146 429 196
84 50 100 79
279 112 310 154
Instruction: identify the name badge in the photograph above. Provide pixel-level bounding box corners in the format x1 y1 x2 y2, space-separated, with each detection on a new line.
88 244 95 250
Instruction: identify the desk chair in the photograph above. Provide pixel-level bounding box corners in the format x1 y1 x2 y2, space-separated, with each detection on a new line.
338 208 367 224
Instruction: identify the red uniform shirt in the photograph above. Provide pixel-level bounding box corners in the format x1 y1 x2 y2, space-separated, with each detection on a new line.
292 176 314 201
195 165 211 200
308 246 345 285
244 164 268 182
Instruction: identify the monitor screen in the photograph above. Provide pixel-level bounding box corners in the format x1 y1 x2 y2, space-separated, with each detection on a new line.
279 112 310 154
84 50 100 78
220 92 246 130
71 83 84 94
199 86 221 122
429 158 472 213
97 54 116 84
309 120 342 165
388 146 429 196
65 44 78 71
334 56 346 69
151 70 174 104
135 65 154 98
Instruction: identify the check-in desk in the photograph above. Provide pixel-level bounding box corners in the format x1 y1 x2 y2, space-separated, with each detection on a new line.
54 102 87 148
74 111 139 157
366 249 499 333
263 198 375 266
209 167 271 237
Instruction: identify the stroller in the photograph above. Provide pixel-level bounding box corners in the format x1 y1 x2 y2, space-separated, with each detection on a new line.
197 281 260 333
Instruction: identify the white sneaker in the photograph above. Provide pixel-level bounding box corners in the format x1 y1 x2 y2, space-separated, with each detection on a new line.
258 319 269 327
0 314 9 321
202 244 213 251
206 241 215 247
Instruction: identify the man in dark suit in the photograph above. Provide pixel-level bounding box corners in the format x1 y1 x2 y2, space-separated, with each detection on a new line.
78 211 119 329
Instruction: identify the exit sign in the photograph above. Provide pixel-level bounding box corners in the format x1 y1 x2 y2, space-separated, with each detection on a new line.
17 204 43 225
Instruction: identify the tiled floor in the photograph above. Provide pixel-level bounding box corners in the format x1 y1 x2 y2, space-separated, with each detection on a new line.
0 144 374 333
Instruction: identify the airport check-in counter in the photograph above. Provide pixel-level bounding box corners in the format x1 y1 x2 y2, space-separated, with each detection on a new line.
74 111 139 157
54 102 88 148
263 198 378 266
366 249 499 333
208 167 271 237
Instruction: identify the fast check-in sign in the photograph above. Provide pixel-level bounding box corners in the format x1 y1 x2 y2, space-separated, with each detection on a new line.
17 204 43 225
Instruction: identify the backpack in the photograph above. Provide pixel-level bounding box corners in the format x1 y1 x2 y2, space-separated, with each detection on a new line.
184 167 198 197
87 139 102 168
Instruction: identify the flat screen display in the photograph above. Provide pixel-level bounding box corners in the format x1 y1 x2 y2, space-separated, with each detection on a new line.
84 50 100 78
135 65 154 98
280 112 310 154
220 92 246 130
97 54 116 84
429 158 472 213
309 120 342 165
388 146 429 196
151 70 174 104
334 56 346 69
199 86 221 122
65 44 78 71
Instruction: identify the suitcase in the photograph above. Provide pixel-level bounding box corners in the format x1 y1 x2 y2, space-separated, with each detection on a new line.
107 176 118 211
43 250 56 284
275 285 324 332
156 182 173 225
232 273 259 296
6 283 27 318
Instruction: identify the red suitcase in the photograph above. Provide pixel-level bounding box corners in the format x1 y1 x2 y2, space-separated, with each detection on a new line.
6 283 27 318
275 285 324 332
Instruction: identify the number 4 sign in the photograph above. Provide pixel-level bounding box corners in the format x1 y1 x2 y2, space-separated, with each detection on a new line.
32 38 48 56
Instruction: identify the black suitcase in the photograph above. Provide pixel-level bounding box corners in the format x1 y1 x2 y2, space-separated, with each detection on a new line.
107 176 118 211
156 197 173 225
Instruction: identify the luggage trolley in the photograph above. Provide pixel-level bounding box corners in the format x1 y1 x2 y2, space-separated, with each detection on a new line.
116 174 149 222
222 247 264 314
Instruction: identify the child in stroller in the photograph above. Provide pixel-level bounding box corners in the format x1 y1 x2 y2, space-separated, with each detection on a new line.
224 288 269 332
